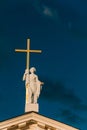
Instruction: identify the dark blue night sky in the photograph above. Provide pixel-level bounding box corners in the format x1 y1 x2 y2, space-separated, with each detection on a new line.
0 0 87 129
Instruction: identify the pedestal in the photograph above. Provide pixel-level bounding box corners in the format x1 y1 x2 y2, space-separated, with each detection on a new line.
25 103 39 113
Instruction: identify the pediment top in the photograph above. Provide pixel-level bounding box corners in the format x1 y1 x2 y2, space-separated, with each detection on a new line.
0 112 79 130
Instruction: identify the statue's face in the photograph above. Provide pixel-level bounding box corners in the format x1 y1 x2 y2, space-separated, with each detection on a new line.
30 69 34 73
30 67 36 73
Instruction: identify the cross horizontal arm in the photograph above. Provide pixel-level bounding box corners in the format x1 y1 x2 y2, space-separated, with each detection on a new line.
30 50 42 53
15 49 42 53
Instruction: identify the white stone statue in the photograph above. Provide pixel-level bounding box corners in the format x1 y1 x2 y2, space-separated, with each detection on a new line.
23 67 43 104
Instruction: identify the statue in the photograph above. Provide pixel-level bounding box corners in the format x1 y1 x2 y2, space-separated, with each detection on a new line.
23 67 43 104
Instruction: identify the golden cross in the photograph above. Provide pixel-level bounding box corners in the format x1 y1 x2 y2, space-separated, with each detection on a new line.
15 39 42 70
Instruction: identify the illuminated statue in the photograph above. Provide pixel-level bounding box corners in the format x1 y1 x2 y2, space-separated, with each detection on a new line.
23 67 43 103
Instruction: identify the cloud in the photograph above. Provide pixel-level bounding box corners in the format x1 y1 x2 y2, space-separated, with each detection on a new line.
30 0 87 39
41 78 87 112
73 103 87 111
42 5 58 20
43 6 55 17
42 6 53 17
30 0 60 22
41 79 79 103
40 77 87 127
60 109 86 124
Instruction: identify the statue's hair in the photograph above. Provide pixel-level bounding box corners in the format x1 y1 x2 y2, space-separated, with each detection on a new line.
30 67 36 72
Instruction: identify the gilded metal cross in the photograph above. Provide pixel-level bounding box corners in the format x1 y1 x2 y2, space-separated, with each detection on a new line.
15 39 42 70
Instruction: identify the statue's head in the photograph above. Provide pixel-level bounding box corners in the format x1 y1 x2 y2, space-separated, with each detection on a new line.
30 67 36 73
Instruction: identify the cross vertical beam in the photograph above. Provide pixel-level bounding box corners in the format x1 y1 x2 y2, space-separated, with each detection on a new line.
26 39 30 70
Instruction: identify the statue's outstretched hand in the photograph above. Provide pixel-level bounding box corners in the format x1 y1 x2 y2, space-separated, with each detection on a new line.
40 82 44 85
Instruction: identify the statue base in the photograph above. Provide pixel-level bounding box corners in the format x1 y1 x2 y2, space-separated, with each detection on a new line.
25 103 39 113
